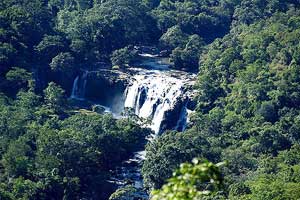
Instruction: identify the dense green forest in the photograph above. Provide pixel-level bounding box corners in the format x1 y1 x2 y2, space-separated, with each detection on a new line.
1 0 300 199
143 7 300 199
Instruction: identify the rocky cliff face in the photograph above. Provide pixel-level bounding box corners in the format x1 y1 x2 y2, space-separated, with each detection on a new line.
69 54 197 199
84 70 130 114
70 54 196 134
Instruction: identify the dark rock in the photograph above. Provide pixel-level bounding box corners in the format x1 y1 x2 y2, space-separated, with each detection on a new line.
137 87 147 110
97 180 118 200
92 105 106 114
159 97 187 134
85 70 130 114
159 50 171 57
68 98 93 109
52 70 78 96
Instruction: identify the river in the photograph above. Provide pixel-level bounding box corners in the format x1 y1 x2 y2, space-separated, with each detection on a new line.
70 52 196 199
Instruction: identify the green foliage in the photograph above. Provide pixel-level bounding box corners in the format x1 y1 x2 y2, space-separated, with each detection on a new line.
245 175 300 200
11 177 39 200
2 138 34 177
3 67 33 96
143 0 160 9
228 145 300 200
110 46 137 68
0 0 53 69
170 34 205 70
257 101 278 122
0 43 17 74
152 0 233 42
5 67 32 87
151 159 224 200
1 0 298 95
109 185 143 200
49 52 75 73
43 82 66 113
2 0 300 199
159 25 189 50
0 90 151 199
190 7 300 200
142 130 211 189
56 0 157 63
35 35 67 62
142 3 300 200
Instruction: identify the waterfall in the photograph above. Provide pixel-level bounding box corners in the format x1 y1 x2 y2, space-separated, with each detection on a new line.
71 76 79 98
70 71 88 99
110 53 196 199
124 70 191 134
175 103 188 132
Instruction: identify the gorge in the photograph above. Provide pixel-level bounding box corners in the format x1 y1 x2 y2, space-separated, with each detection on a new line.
2 0 300 199
70 52 196 197
70 53 196 135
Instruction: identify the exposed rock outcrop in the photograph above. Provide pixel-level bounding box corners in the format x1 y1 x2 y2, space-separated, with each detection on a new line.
85 69 130 113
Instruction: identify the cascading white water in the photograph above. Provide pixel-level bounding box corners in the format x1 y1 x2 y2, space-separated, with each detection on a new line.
71 76 79 98
124 69 193 134
110 53 196 199
70 71 88 99
175 103 188 132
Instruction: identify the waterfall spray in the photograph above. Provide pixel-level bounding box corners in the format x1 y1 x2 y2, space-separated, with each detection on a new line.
70 71 88 100
124 69 192 134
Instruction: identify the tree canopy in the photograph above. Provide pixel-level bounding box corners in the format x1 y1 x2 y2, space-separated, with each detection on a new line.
1 0 300 199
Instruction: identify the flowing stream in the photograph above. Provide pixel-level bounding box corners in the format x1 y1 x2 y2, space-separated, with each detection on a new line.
70 53 196 198
71 71 88 100
109 54 196 198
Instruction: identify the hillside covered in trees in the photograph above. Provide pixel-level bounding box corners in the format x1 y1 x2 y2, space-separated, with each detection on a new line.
1 0 300 199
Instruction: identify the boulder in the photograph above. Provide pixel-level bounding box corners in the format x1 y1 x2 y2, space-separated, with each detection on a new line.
92 105 106 114
159 97 187 134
